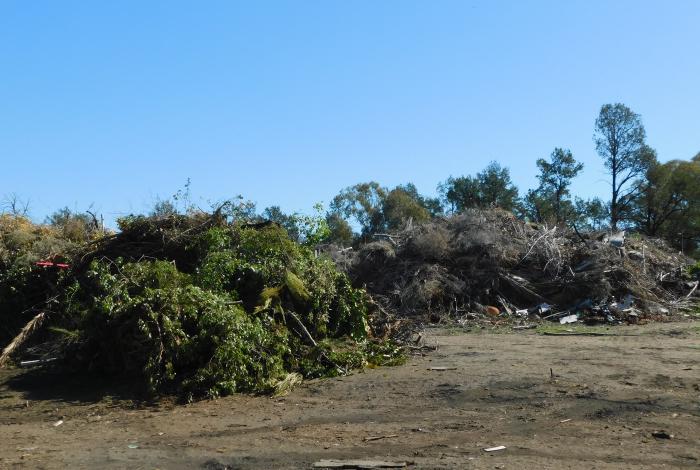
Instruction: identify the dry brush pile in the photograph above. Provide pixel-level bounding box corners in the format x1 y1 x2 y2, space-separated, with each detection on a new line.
347 209 698 324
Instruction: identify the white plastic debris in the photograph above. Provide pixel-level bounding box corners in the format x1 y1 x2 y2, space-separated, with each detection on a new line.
20 357 57 367
606 231 626 247
484 445 506 452
559 314 579 324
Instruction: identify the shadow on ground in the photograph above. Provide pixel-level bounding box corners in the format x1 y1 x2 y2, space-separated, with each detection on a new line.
1 367 155 405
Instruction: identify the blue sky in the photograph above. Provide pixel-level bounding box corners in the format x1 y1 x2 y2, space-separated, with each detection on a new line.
1 1 698 226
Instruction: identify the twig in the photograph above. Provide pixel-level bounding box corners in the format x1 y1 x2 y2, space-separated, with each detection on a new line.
407 344 437 351
498 274 551 303
541 310 569 320
520 227 556 263
570 223 590 247
285 311 347 375
0 312 46 367
684 281 698 300
373 233 403 247
542 332 637 337
363 434 399 442
20 357 57 367
285 311 317 347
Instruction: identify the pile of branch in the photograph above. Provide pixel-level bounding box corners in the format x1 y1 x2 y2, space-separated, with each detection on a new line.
344 209 697 324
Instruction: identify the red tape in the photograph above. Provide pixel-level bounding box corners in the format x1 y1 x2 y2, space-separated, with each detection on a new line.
35 261 70 269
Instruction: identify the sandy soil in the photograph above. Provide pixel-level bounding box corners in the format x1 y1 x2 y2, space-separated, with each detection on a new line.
0 321 698 469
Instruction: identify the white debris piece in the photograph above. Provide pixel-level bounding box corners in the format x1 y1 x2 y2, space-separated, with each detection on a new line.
484 445 506 452
559 314 579 324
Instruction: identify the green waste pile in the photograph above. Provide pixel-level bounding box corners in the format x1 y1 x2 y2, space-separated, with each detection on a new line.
0 211 403 400
0 214 84 346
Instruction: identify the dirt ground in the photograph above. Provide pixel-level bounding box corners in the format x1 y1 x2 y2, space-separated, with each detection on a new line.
0 321 698 470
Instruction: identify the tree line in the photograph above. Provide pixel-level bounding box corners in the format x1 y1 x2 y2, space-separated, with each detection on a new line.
321 103 699 254
3 103 699 255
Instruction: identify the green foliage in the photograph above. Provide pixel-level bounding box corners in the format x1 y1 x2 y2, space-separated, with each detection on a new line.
330 182 439 237
524 148 583 225
150 179 197 217
235 224 301 284
477 162 520 210
66 260 288 398
330 182 388 236
0 215 79 344
45 207 100 243
262 205 301 240
194 251 242 294
688 261 700 279
16 216 383 400
328 274 370 340
291 203 331 246
262 203 330 246
300 338 405 378
594 103 655 229
0 263 55 344
217 196 260 223
438 175 480 213
574 197 608 231
631 157 700 252
383 186 431 230
151 199 178 217
326 213 354 246
439 162 519 213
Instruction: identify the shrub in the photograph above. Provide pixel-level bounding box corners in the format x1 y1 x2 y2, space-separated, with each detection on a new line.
689 261 700 279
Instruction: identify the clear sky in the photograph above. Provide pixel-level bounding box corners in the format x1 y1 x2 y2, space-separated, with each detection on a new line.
1 1 698 226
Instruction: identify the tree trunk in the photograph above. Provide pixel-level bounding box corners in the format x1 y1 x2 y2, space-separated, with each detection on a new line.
611 158 618 231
